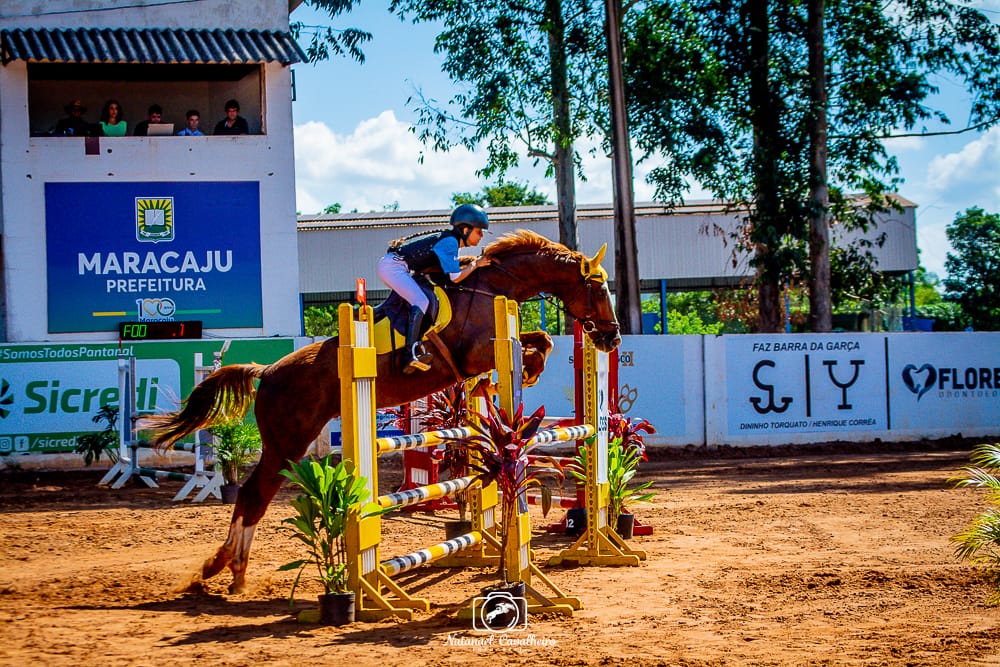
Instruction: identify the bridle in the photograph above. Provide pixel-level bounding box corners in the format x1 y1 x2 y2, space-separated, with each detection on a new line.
446 251 619 337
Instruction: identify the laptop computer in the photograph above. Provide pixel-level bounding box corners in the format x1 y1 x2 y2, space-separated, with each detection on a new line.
147 123 175 136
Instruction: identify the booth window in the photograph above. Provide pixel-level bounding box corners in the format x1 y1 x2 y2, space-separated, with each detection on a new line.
27 63 264 137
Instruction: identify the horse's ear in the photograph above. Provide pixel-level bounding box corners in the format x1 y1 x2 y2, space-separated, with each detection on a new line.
590 244 607 267
581 243 609 282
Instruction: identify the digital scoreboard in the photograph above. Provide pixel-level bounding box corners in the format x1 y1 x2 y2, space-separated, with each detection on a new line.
118 321 203 340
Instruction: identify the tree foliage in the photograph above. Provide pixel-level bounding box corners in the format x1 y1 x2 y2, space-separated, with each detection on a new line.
625 0 1000 331
944 207 1000 331
452 180 552 208
291 0 372 64
390 0 607 253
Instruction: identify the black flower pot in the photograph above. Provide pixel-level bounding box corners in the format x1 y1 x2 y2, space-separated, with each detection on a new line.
566 507 587 536
477 581 527 631
220 483 240 504
318 591 355 626
615 513 635 540
445 520 473 541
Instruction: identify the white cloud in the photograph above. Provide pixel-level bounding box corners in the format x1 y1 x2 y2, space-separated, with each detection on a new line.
294 111 483 214
924 127 1000 199
294 112 693 215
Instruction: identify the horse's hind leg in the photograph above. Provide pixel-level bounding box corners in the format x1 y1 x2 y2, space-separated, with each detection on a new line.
204 438 310 594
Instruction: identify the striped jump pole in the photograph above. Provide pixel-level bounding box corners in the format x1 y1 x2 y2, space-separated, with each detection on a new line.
376 475 477 510
375 427 476 455
381 532 484 576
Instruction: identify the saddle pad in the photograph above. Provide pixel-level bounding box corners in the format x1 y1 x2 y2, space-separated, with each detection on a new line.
373 286 452 355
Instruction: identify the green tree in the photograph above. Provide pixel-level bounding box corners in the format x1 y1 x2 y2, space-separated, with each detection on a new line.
304 305 339 337
945 207 1000 331
626 0 1000 332
390 0 607 257
291 0 371 64
323 203 342 214
452 180 552 208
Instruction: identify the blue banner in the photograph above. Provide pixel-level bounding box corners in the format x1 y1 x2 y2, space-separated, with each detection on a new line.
45 182 262 332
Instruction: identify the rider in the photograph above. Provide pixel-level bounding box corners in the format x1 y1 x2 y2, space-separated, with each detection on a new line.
377 203 493 374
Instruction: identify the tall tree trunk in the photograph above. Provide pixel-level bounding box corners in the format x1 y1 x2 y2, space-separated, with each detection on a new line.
546 0 578 255
807 0 832 332
605 0 642 335
545 0 579 333
747 0 783 332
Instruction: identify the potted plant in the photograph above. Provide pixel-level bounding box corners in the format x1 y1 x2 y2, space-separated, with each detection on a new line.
74 404 121 466
208 417 262 503
567 410 656 538
445 400 563 595
278 455 372 625
606 437 656 539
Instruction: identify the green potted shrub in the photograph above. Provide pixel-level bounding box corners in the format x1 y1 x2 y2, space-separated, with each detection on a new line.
606 437 656 539
208 417 262 503
950 442 1000 605
567 411 656 538
74 404 121 466
278 455 372 625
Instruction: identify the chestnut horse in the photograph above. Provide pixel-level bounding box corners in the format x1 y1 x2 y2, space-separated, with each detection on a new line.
145 230 621 593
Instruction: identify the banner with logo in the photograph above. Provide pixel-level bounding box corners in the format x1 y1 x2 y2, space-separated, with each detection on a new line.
522 334 703 445
887 332 1000 437
0 338 294 454
45 181 263 333
705 334 888 444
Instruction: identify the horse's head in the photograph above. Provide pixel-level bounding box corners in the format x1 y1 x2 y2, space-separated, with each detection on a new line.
482 231 621 352
569 243 621 352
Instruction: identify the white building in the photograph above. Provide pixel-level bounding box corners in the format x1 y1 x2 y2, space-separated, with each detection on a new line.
0 0 305 342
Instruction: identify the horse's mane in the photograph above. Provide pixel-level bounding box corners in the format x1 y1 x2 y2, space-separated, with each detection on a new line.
482 229 583 263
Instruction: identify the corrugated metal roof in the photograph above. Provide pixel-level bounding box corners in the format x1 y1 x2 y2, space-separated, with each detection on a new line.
1 27 306 65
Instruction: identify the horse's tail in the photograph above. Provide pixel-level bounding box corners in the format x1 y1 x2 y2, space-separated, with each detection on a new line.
143 363 265 452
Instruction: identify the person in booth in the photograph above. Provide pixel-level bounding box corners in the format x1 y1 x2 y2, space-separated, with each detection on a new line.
177 109 204 136
213 99 249 135
54 98 91 136
132 104 163 136
98 99 127 136
377 203 493 374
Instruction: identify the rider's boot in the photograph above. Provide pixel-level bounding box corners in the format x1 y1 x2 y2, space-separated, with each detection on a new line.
403 305 432 374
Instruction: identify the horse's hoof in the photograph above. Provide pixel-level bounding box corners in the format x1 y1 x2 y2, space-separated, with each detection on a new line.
228 581 248 595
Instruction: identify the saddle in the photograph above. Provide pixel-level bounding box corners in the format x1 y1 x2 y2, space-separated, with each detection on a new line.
372 276 452 355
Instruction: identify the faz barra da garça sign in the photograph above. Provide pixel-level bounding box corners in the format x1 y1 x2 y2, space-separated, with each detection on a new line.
45 181 263 333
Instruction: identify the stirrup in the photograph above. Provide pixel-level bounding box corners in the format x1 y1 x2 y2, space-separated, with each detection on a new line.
403 343 432 374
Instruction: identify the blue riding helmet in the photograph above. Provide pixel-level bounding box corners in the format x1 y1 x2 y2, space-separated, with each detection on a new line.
450 203 489 230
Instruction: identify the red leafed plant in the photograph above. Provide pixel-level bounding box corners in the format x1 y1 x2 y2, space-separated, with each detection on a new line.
414 383 472 520
445 400 564 582
608 403 656 461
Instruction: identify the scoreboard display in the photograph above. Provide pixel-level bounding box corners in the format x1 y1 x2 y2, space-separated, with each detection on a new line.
118 321 203 340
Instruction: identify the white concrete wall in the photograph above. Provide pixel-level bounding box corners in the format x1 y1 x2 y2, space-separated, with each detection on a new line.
0 2 302 342
0 1 290 31
524 332 999 447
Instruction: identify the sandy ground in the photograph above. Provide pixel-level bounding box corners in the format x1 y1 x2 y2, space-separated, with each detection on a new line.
2 442 1000 667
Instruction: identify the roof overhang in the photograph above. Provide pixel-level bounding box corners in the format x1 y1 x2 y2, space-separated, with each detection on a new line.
1 27 307 66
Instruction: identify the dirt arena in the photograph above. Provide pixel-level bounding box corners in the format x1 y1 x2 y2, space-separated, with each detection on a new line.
2 441 999 666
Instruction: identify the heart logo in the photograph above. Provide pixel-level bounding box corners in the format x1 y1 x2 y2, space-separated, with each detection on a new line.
902 363 936 401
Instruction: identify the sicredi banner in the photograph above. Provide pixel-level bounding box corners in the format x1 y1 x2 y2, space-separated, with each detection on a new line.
0 339 295 454
45 181 263 333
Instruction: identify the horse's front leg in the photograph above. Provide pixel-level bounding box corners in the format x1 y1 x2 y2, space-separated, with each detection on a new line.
203 442 309 594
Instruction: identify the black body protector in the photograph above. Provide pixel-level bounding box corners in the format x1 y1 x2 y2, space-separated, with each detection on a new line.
387 228 462 374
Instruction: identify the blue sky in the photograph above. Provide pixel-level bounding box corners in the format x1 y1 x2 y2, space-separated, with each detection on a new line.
289 1 1000 279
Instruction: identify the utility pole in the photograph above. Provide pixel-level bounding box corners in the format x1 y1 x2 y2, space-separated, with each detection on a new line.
605 0 642 335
